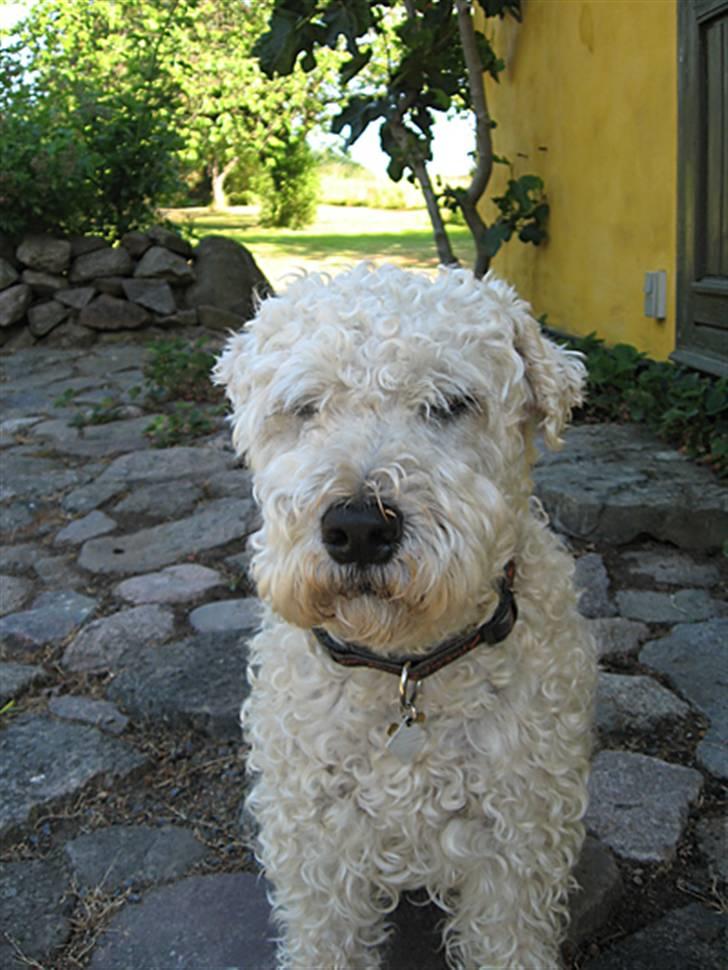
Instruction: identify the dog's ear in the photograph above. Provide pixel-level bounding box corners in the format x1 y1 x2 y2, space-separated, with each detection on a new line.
512 311 586 449
212 329 256 455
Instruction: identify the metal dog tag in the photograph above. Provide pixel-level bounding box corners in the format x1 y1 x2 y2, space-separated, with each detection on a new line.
386 713 427 763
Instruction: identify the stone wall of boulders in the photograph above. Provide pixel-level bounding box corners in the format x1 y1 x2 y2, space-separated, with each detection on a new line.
0 226 272 350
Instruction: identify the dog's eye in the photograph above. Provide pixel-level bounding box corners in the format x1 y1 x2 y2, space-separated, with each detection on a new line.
291 401 318 420
423 396 478 422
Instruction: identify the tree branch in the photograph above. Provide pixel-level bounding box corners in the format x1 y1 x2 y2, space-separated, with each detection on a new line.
455 0 494 206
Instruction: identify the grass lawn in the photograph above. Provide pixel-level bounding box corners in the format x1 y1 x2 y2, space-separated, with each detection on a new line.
163 204 475 287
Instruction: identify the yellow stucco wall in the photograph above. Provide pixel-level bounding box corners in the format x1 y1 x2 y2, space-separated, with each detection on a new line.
485 0 677 359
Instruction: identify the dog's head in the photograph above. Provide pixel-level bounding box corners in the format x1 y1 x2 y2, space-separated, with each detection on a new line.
215 263 584 652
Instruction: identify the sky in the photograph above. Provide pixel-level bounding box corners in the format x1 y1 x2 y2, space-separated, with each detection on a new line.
348 114 474 179
0 3 25 30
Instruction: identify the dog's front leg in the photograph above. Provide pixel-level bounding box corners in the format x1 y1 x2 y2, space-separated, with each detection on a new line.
436 811 582 969
252 783 393 970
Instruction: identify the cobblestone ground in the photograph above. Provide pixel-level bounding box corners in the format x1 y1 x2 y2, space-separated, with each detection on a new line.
1 341 726 969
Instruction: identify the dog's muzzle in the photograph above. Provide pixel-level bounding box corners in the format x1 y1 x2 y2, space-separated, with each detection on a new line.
321 500 403 566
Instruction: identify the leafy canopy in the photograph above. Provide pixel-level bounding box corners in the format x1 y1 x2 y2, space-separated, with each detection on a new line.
255 0 547 274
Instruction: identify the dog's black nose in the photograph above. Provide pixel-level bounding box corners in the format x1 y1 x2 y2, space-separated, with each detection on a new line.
321 501 403 566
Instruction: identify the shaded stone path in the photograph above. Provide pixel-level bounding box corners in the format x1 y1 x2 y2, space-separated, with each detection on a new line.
0 342 726 969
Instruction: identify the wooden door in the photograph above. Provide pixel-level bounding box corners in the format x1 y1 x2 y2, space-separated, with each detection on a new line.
676 0 728 376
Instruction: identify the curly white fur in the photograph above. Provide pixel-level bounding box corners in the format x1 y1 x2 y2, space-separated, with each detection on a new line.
215 263 596 970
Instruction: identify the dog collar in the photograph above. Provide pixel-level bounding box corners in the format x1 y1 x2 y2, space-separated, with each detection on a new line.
312 560 517 681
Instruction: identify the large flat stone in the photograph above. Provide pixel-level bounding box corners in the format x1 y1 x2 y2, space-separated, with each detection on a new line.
0 714 147 844
584 903 726 970
107 632 250 738
188 597 261 634
94 445 235 486
48 694 129 735
62 604 175 672
619 547 722 588
112 480 203 518
64 824 208 892
88 873 276 970
54 510 116 545
586 750 703 862
0 448 87 500
596 673 692 734
616 589 725 624
0 590 96 652
640 620 728 780
78 498 257 574
586 617 650 660
575 552 616 618
0 858 72 968
29 414 155 458
115 563 224 605
568 836 623 944
534 424 728 551
0 573 33 615
0 661 46 705
696 816 728 883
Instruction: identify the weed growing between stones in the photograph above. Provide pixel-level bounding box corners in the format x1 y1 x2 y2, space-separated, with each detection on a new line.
70 397 128 428
145 402 224 448
143 337 222 404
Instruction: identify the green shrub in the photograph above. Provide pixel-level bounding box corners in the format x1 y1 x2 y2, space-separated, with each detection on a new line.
557 332 728 477
0 26 183 239
257 133 319 229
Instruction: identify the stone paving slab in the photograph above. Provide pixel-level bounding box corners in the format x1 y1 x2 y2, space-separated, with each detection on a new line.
696 816 728 883
78 497 257 574
48 693 130 735
586 751 703 862
616 589 726 624
534 424 728 551
568 837 623 945
28 414 155 457
114 563 224 604
87 873 277 970
596 673 692 735
64 824 209 892
188 596 261 634
0 858 72 969
0 589 96 654
107 632 250 738
0 714 148 844
62 604 175 672
586 617 650 659
619 547 721 587
574 552 616 618
54 509 117 545
584 903 726 970
640 620 728 781
0 572 32 615
1 448 89 501
0 661 46 706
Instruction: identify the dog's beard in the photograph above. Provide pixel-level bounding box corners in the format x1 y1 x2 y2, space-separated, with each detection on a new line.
253 539 493 654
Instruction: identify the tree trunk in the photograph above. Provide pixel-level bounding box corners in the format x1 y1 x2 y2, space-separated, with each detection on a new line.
210 157 238 211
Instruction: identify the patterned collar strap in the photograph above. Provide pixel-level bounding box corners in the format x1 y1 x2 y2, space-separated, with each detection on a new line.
312 560 517 681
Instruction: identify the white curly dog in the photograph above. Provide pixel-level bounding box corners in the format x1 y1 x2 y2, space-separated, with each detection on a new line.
215 263 596 970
